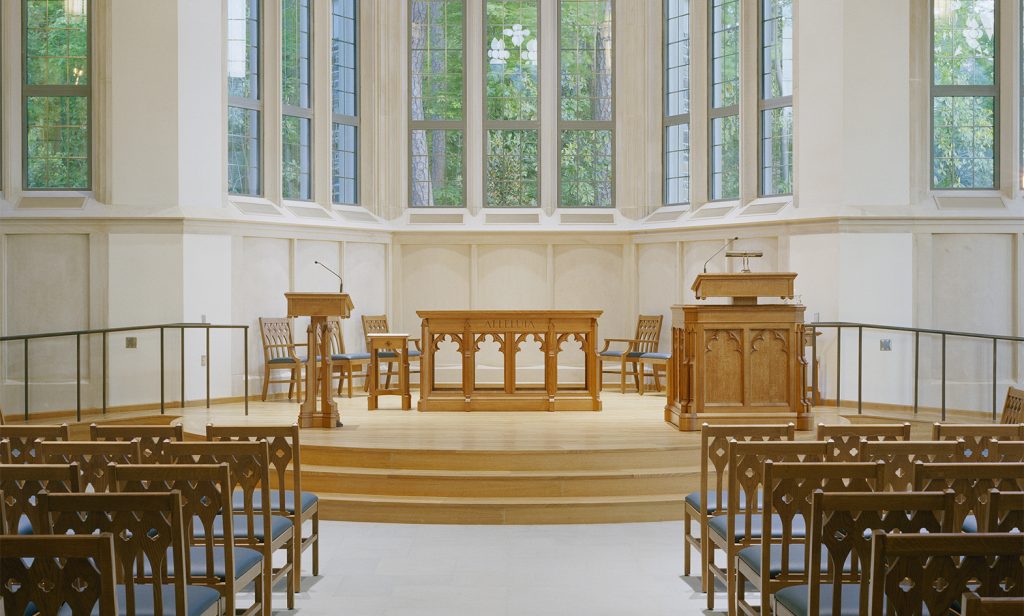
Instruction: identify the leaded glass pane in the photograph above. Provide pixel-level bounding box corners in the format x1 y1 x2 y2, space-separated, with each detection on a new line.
411 0 465 122
227 0 259 99
560 129 612 207
25 0 88 86
332 0 357 117
560 0 612 121
711 0 739 109
282 0 311 109
761 107 792 196
665 0 690 117
228 106 260 196
25 95 89 189
761 0 792 99
933 0 996 86
332 123 357 204
486 130 538 207
411 129 464 206
282 115 312 200
665 123 689 205
932 96 995 188
486 0 539 122
710 115 739 200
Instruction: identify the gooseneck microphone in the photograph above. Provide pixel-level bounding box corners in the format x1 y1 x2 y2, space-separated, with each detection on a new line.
314 261 344 293
703 237 740 273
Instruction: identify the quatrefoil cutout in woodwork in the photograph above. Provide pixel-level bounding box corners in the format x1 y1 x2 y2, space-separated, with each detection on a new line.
36 578 56 593
5 578 21 593
4 494 15 507
1000 577 1016 592
931 577 949 593
781 493 794 505
899 577 915 592
70 577 90 593
832 529 848 542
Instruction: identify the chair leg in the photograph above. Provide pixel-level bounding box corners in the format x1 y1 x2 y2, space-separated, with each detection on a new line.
253 568 264 616
293 519 302 593
262 367 270 401
632 363 641 393
619 358 627 394
262 548 273 616
347 366 355 398
312 509 320 576
385 361 394 389
654 365 663 391
638 363 646 395
288 368 296 400
286 539 295 609
683 508 691 575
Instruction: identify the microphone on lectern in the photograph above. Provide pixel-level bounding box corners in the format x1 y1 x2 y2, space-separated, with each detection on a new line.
703 237 740 273
314 261 344 293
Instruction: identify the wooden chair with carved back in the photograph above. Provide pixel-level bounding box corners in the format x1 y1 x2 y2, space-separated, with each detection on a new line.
39 440 141 492
39 491 222 616
0 424 69 463
599 314 663 393
705 440 829 613
0 534 119 616
861 439 964 491
206 423 317 593
324 315 370 398
165 440 294 612
1001 386 1024 424
110 463 264 616
361 314 421 390
867 532 1024 616
0 463 81 535
772 490 956 616
932 423 1024 461
258 317 305 402
684 423 796 592
914 462 1024 533
735 461 886 616
91 423 185 463
962 592 1024 616
815 422 911 462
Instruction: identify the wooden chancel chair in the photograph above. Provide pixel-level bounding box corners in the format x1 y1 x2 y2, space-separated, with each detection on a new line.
259 317 305 401
599 314 664 393
325 315 370 398
1002 386 1024 424
362 314 420 389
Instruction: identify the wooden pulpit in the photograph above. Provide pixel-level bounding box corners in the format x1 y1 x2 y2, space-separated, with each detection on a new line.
286 292 354 428
665 272 812 431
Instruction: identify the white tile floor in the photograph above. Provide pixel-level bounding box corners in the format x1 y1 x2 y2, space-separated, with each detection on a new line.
254 520 727 615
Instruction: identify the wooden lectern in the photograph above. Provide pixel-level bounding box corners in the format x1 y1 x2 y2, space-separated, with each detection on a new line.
665 272 811 431
285 292 354 428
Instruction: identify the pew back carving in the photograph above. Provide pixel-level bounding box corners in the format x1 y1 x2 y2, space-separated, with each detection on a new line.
994 440 1024 462
861 440 964 491
205 424 298 513
0 463 81 535
985 489 1024 533
816 423 911 462
39 440 141 492
0 425 69 463
932 423 1024 461
914 462 1024 531
90 423 184 463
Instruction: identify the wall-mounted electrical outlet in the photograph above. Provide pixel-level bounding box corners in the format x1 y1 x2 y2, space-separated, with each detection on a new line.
880 339 892 351
201 355 207 367
126 337 137 349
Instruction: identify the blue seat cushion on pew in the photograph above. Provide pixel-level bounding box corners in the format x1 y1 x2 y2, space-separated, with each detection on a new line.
773 584 927 616
640 352 671 360
144 546 262 580
332 353 371 361
17 515 33 535
376 350 421 359
268 356 317 364
599 350 644 358
708 513 806 542
28 584 223 616
193 514 292 542
683 491 762 514
737 544 852 578
233 489 318 514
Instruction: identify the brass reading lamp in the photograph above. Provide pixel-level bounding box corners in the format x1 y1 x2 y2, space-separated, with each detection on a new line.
725 251 764 273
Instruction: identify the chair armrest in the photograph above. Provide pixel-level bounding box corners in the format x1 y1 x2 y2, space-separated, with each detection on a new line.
408 338 422 353
600 338 643 353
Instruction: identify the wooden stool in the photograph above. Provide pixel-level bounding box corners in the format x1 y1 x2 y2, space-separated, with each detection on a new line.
368 333 411 411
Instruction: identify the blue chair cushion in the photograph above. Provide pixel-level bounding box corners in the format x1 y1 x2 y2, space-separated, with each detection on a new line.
774 584 863 616
684 491 762 514
708 513 806 542
376 350 421 359
599 350 644 358
28 584 220 616
332 353 371 361
962 514 978 533
145 546 262 580
640 352 670 360
268 356 302 365
737 544 852 578
193 514 292 542
232 489 318 514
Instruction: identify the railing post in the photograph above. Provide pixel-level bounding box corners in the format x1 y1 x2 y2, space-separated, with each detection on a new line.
992 338 998 422
206 326 211 409
23 339 29 420
102 331 108 415
76 334 81 422
913 331 919 416
180 326 185 410
836 326 842 408
160 327 165 414
940 333 946 422
243 326 249 416
811 326 818 405
857 327 863 414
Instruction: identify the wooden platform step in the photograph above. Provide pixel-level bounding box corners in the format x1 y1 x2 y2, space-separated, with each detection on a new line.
316 492 687 524
300 464 696 498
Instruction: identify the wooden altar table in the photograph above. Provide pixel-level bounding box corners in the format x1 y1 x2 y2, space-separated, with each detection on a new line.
417 310 603 412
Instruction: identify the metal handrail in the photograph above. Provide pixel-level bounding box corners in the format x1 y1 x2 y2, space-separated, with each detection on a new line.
1 323 250 421
808 321 1023 421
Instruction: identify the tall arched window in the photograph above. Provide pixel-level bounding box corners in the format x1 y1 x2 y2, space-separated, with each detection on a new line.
931 0 998 189
759 0 792 196
709 0 739 201
23 0 91 190
282 0 312 200
664 0 690 206
228 0 261 196
409 0 466 207
332 0 358 205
